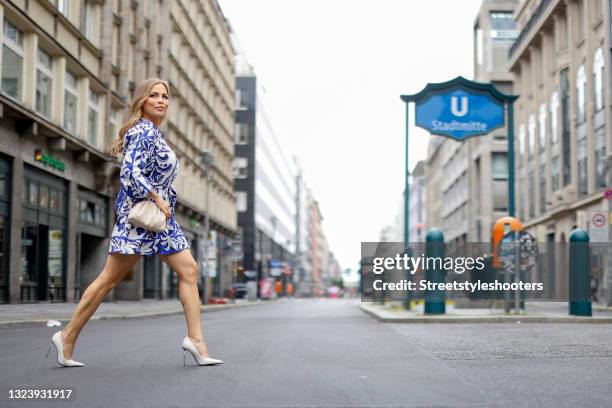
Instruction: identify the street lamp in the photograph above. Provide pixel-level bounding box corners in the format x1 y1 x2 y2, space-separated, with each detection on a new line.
200 150 214 305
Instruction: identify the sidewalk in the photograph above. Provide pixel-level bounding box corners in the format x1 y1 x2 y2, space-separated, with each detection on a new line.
0 298 274 328
360 301 612 324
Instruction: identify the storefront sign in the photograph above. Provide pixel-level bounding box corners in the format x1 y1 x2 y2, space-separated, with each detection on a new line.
35 149 65 171
269 260 282 277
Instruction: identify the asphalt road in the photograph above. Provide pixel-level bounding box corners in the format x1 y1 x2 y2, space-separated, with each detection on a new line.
0 298 611 407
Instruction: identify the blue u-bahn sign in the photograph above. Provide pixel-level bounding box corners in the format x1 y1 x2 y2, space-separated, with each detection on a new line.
414 88 505 140
401 76 514 140
399 76 519 237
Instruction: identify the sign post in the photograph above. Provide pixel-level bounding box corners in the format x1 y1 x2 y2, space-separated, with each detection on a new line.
401 76 519 218
401 77 518 311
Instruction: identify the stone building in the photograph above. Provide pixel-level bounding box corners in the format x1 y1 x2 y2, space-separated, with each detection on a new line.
0 0 236 303
508 0 611 300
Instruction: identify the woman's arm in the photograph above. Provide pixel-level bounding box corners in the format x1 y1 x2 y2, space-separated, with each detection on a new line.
120 128 156 200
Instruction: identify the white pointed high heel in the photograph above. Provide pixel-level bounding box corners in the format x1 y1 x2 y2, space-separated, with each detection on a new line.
45 331 85 367
182 337 223 366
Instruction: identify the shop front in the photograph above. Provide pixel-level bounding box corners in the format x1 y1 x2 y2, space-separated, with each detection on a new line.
0 155 10 303
20 166 67 302
74 188 110 301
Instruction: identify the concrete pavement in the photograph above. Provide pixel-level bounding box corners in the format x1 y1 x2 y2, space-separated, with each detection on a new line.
0 298 611 407
360 300 612 323
0 298 276 328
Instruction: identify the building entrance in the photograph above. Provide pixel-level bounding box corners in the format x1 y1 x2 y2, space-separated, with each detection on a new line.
20 166 67 302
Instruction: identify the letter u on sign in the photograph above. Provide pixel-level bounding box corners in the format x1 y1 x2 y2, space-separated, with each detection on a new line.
450 96 468 117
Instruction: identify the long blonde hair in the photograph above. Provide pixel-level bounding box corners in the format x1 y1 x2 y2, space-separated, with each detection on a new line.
109 78 170 156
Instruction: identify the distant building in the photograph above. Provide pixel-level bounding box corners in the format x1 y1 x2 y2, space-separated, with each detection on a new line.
234 72 296 296
409 161 427 242
425 0 519 248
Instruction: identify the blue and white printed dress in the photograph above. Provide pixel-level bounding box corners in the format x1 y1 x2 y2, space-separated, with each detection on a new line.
109 117 190 256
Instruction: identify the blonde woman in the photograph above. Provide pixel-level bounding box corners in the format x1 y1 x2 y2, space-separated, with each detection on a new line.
44 78 222 367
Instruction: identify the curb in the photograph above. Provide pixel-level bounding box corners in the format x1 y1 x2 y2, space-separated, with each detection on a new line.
359 303 612 324
0 300 269 328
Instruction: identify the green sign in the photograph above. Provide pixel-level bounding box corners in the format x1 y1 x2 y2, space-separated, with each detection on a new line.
35 149 65 171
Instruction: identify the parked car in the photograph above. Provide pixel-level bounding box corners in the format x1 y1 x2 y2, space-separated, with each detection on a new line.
224 283 248 299
326 286 342 298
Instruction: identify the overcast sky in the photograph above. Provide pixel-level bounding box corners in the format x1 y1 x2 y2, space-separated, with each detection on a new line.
218 0 483 271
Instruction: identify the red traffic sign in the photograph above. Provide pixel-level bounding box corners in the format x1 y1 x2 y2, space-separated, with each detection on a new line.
605 189 612 200
592 212 606 228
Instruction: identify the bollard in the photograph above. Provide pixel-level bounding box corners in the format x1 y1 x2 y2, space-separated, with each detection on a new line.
425 228 445 314
569 229 592 317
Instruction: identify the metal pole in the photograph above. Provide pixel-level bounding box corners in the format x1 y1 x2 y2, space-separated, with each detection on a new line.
203 171 211 304
200 151 214 305
403 102 411 310
507 101 516 217
514 231 521 314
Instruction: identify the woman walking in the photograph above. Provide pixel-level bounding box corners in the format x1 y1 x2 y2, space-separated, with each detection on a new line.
45 78 222 367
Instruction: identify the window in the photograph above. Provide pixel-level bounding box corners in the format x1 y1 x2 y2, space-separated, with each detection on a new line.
527 114 535 159
236 191 247 212
576 64 586 124
595 128 606 188
475 27 483 66
82 1 93 40
519 174 525 221
36 49 54 118
491 153 508 180
87 89 100 145
493 180 508 212
576 0 584 40
538 104 546 150
233 157 248 178
64 70 78 134
518 124 525 157
39 185 49 208
110 107 121 146
551 156 560 192
528 170 535 218
577 138 588 197
490 12 515 31
235 123 248 144
549 91 559 144
1 19 24 100
57 0 69 17
560 68 571 186
235 88 249 109
540 163 546 214
593 48 604 111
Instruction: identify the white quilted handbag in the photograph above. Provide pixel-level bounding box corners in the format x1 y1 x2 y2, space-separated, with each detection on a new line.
127 200 167 232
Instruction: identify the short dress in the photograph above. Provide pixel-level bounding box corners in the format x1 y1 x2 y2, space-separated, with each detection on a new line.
108 117 190 256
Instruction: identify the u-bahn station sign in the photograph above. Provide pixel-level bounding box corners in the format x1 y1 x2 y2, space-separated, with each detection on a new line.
401 76 514 141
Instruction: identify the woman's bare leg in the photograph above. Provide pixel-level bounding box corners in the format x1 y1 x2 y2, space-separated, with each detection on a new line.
160 249 211 357
61 253 141 359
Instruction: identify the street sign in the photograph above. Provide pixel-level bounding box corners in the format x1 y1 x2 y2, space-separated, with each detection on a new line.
401 76 518 219
415 88 505 140
589 211 608 242
269 260 282 277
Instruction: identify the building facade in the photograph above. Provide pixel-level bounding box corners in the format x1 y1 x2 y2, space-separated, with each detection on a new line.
508 0 611 301
0 0 235 304
234 72 296 297
408 160 426 242
425 0 519 248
